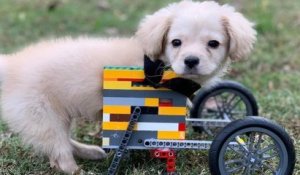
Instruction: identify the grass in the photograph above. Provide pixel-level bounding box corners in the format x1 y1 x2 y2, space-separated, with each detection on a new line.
0 0 299 174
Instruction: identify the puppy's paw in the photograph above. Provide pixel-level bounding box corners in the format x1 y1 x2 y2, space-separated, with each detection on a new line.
50 157 79 174
82 145 107 160
59 160 80 174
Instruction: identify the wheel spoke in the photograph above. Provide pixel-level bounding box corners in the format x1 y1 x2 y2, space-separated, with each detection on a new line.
226 94 238 109
258 144 276 154
262 152 279 160
255 132 263 150
235 136 249 152
228 144 246 157
247 132 256 152
226 164 245 174
228 98 242 113
213 96 222 112
225 158 244 165
219 93 227 105
242 165 251 175
261 162 277 174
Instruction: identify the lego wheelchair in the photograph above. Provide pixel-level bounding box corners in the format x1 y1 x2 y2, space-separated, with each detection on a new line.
101 66 295 175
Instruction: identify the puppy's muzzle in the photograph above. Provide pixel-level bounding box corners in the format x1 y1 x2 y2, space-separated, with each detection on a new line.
184 56 199 69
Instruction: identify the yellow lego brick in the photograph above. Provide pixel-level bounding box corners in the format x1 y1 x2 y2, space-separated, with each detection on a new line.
103 105 131 114
103 122 128 130
102 137 110 146
104 68 178 81
103 81 132 90
158 107 187 116
144 98 159 106
162 70 178 80
102 122 137 130
103 80 169 90
104 70 145 79
157 131 185 140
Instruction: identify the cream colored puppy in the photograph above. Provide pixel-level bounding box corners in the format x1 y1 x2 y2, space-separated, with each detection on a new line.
0 1 256 174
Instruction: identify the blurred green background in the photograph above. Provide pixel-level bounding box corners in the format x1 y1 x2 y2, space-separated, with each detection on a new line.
0 0 299 174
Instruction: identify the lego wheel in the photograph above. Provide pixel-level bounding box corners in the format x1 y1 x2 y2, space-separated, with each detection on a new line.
190 80 258 135
209 117 295 175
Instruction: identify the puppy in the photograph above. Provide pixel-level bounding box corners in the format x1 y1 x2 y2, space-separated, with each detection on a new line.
0 1 256 174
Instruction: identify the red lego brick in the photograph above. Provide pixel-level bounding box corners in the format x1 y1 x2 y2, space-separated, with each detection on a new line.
178 122 186 131
150 149 177 173
159 99 173 106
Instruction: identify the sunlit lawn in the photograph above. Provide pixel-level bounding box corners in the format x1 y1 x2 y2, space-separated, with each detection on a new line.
0 0 299 174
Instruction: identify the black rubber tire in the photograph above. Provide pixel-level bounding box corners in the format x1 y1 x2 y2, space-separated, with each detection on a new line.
190 80 259 132
209 116 296 175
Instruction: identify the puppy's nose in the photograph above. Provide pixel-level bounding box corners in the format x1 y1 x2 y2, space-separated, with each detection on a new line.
184 56 199 69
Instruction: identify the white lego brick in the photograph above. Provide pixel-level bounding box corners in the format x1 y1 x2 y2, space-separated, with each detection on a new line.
103 113 110 122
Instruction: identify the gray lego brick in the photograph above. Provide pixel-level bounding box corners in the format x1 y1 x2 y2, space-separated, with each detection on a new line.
186 118 231 127
103 90 187 106
144 139 212 150
103 97 145 106
102 145 149 150
138 114 185 123
143 139 240 150
103 131 157 148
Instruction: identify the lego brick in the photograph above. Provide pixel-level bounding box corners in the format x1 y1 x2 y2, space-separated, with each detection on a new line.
103 113 185 123
104 66 143 70
109 114 131 122
151 149 175 158
103 97 145 106
178 123 186 131
103 122 132 130
103 66 177 80
103 105 131 114
103 90 187 106
102 131 157 148
159 98 173 106
134 114 185 123
144 139 214 149
158 107 187 116
104 80 167 90
103 122 181 131
103 81 132 90
186 118 230 127
144 98 159 106
103 69 144 80
132 106 158 114
103 113 110 122
103 97 160 107
102 137 110 146
157 131 185 140
136 123 179 131
107 106 141 175
161 71 177 80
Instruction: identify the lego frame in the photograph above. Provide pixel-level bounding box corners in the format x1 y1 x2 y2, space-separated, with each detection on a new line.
102 66 296 175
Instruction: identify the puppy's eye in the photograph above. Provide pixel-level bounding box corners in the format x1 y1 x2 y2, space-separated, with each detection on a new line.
171 39 182 47
208 40 220 48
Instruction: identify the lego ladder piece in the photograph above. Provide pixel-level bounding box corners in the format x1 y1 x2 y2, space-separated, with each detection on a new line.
150 148 177 174
107 106 141 175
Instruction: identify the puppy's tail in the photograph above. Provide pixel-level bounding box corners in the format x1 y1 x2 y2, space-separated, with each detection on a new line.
0 54 7 82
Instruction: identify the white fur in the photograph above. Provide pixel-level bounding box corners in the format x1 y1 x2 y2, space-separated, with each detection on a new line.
0 1 256 174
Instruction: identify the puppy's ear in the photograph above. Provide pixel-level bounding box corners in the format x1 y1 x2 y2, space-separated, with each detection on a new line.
221 5 257 61
135 5 175 59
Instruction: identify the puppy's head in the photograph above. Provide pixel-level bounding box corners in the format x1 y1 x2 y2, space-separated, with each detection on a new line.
136 1 256 84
